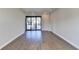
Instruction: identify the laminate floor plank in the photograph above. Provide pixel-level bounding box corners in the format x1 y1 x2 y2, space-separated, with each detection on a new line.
2 31 77 50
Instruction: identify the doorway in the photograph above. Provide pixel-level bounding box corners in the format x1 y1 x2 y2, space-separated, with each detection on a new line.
25 16 42 31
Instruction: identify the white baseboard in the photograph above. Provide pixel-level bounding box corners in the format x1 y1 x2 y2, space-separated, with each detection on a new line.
0 32 24 50
52 31 79 49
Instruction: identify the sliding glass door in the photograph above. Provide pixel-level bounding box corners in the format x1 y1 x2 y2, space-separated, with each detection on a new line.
25 16 42 31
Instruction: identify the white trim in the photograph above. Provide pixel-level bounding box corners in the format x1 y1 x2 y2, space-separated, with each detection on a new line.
0 32 24 50
52 31 79 49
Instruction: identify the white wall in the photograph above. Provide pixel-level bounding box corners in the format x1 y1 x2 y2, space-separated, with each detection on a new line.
42 12 51 31
50 8 79 49
0 8 25 49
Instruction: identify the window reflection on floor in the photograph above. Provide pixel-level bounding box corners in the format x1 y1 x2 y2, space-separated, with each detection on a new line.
26 31 42 42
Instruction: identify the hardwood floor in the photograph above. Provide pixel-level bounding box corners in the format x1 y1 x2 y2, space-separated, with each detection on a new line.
2 31 77 50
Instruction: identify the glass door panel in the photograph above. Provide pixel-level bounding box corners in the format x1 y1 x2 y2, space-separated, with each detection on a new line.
26 16 41 31
31 17 36 30
37 17 41 29
27 17 31 30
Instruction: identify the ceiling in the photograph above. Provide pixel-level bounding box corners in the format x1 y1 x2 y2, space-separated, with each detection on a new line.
21 8 56 14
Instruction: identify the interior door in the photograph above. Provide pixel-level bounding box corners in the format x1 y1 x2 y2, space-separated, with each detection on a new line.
25 16 42 31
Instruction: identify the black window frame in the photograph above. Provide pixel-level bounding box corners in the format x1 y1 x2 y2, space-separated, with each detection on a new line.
25 16 42 31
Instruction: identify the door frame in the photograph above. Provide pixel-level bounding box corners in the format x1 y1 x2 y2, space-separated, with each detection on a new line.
25 16 42 31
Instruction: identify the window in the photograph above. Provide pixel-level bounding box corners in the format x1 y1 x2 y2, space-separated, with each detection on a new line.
25 16 42 31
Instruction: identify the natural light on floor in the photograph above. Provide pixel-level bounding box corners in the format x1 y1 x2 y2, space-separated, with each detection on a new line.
26 31 42 41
